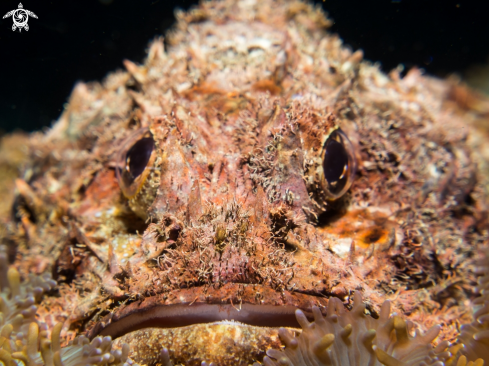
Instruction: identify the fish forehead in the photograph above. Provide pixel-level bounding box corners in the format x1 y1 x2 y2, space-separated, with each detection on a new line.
146 100 334 220
4 0 488 365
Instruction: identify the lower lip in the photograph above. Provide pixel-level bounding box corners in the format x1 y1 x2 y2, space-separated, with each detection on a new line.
112 320 285 366
91 303 309 340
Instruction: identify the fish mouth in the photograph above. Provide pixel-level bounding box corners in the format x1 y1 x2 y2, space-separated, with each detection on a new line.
92 303 304 339
87 283 329 340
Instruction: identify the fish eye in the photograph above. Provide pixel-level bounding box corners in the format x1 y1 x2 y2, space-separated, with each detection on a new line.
321 128 356 199
126 137 155 180
116 129 156 199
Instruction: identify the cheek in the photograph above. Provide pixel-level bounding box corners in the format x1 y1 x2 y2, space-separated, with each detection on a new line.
318 208 397 260
274 144 311 213
74 169 121 217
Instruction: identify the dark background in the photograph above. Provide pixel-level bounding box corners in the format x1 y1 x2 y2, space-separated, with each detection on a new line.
1 0 488 133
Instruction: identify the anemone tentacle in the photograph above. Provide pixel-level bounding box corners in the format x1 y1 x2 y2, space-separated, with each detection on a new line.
453 246 489 364
0 245 137 366
253 291 451 366
253 245 489 366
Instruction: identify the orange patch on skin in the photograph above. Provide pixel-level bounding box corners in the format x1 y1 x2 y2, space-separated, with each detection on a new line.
355 225 392 248
182 82 225 100
321 209 395 250
182 83 249 115
208 93 249 114
84 169 119 203
252 79 282 95
75 169 120 216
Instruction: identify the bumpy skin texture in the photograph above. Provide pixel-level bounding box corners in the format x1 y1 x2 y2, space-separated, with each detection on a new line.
1 0 489 365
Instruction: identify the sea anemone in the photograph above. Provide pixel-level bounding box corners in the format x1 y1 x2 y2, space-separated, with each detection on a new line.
0 245 57 336
3 244 488 366
454 246 489 364
254 292 448 366
0 245 137 366
253 247 489 366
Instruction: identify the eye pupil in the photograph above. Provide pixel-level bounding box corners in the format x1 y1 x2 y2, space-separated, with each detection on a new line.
126 137 154 180
322 130 352 196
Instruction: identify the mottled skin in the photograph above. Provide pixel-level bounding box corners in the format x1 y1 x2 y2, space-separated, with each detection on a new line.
1 0 489 365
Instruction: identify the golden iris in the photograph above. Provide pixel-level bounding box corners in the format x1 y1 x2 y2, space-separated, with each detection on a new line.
321 128 356 199
116 128 156 199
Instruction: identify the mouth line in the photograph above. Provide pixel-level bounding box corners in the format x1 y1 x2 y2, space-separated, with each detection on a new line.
90 302 306 340
87 284 329 340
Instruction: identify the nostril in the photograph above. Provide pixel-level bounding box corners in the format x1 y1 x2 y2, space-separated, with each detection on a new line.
168 224 182 241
